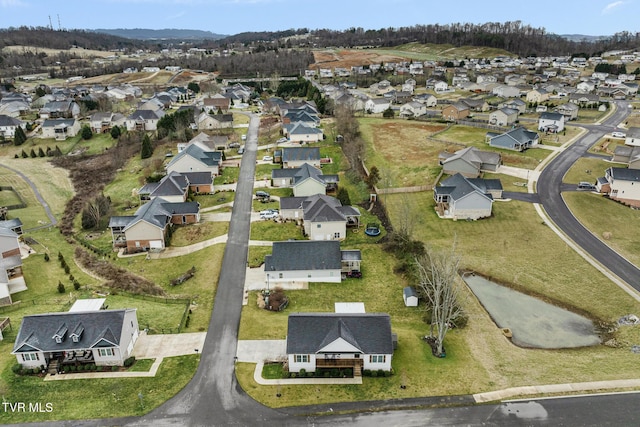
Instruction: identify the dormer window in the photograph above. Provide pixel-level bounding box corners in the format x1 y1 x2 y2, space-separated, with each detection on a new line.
55 336 62 344
52 323 68 344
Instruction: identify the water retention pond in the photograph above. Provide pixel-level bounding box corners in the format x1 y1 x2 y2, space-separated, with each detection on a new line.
462 273 601 349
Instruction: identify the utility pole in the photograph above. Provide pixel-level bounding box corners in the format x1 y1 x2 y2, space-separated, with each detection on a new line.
48 15 53 31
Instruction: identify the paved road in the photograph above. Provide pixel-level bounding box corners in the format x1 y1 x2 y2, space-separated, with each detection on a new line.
537 100 640 292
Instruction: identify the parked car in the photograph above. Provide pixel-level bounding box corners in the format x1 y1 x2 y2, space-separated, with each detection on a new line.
229 142 240 149
237 146 245 154
612 131 626 138
241 134 247 141
262 156 273 162
255 190 270 199
276 137 288 143
259 209 278 215
577 182 596 190
260 211 278 220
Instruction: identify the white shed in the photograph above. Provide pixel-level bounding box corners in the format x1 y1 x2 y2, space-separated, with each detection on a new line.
403 287 419 307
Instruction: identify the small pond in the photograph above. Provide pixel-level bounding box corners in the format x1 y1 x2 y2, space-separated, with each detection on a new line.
462 273 601 349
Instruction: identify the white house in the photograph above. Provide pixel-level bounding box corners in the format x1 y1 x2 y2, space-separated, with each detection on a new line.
286 312 394 375
12 309 139 370
538 112 565 133
365 98 391 114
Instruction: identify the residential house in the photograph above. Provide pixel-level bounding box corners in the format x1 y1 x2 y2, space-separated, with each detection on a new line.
279 194 360 240
365 98 391 114
281 147 321 169
576 81 597 93
0 100 30 117
282 110 320 128
439 147 502 178
499 98 526 115
413 93 437 107
492 84 520 98
487 127 540 152
393 91 413 105
538 112 565 133
108 196 199 252
138 170 213 203
166 144 223 176
286 312 394 375
399 101 427 118
12 309 139 369
197 112 233 130
202 94 231 113
0 226 26 306
556 103 579 121
433 81 449 93
489 107 518 126
125 109 165 131
597 167 640 207
0 115 25 139
284 123 324 144
442 103 470 121
526 88 550 104
89 112 126 134
569 93 600 106
271 163 338 197
39 100 80 119
625 127 640 147
41 119 81 140
460 98 490 112
612 145 640 169
433 173 502 220
264 240 361 286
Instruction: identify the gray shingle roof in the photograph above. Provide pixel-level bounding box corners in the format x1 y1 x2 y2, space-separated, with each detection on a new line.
435 173 494 202
282 147 320 163
12 309 134 353
608 167 640 182
264 240 342 272
286 313 393 355
167 144 222 169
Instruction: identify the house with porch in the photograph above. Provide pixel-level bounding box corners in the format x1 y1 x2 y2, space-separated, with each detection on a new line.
624 127 640 147
487 127 540 152
596 167 640 207
281 147 321 169
264 240 361 286
284 122 324 144
286 312 394 375
125 109 165 131
441 103 470 121
365 98 391 114
12 309 139 371
89 112 126 134
399 101 427 118
279 194 360 241
0 226 27 306
108 196 199 252
138 170 213 203
526 88 550 104
39 100 80 119
196 112 233 130
439 147 501 178
41 119 81 140
433 173 502 220
538 112 565 133
271 163 338 197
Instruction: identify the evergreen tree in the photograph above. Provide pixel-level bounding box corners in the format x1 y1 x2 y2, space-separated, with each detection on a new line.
21 149 28 158
336 187 351 206
141 134 153 159
13 126 26 146
29 148 37 158
37 147 45 157
110 125 121 139
382 107 395 119
81 125 93 140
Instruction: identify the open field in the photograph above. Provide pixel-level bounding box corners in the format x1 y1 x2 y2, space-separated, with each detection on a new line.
563 157 610 185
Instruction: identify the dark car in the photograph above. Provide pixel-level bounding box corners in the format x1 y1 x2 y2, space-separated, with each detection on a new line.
346 270 362 279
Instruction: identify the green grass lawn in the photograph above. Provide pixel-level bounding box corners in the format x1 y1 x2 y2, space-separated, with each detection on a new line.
482 173 530 192
563 157 609 185
214 166 240 185
171 222 229 247
248 246 273 268
0 187 23 206
564 192 640 266
0 354 198 423
249 221 303 241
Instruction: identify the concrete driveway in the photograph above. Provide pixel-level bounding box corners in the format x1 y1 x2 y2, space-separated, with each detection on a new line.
236 340 287 363
133 331 207 358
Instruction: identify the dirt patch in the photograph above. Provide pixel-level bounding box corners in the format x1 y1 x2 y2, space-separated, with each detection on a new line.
311 50 408 70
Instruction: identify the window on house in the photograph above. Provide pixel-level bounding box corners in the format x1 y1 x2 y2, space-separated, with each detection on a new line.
98 348 115 357
334 232 340 239
295 354 309 363
369 355 386 363
317 224 321 228
21 353 40 362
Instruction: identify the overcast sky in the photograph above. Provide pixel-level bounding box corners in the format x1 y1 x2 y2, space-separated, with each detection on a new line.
0 0 638 37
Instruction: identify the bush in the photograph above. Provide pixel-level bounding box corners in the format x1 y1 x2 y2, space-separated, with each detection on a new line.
11 364 23 375
112 366 119 372
384 370 392 377
299 368 306 378
123 356 136 368
330 368 339 377
73 280 81 290
44 252 50 262
289 372 296 378
57 281 65 293
371 370 378 377
68 365 76 372
363 369 372 377
343 368 353 377
323 371 331 378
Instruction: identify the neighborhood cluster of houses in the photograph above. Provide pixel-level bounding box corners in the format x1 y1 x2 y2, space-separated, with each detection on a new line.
597 127 640 208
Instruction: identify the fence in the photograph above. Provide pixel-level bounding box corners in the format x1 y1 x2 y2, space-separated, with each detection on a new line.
0 186 27 210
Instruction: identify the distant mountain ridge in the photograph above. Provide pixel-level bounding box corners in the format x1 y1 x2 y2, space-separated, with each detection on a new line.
93 28 227 40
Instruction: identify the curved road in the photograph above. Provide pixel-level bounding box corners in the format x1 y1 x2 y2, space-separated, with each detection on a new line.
537 100 640 291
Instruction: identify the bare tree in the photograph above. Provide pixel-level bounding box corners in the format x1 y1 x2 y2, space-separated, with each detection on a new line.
415 245 464 357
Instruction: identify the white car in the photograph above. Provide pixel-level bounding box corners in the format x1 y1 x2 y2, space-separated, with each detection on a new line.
262 156 273 162
276 137 288 143
611 131 626 138
260 211 278 220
